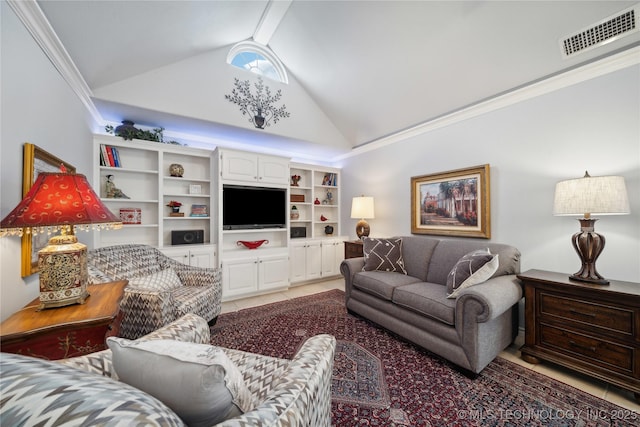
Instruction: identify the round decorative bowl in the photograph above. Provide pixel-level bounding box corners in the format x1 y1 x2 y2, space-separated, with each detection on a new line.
169 163 184 177
237 239 269 249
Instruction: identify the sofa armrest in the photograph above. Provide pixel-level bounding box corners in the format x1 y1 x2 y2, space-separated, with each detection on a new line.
172 264 221 289
216 334 336 427
118 287 177 339
58 313 210 378
455 274 522 324
340 258 365 301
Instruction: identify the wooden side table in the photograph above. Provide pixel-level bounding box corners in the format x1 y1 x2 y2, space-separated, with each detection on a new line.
344 240 364 259
518 269 639 402
0 280 127 360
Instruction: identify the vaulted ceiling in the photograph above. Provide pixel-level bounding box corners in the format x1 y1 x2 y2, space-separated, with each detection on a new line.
30 0 640 160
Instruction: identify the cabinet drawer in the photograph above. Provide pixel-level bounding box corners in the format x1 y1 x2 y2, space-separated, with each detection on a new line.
540 324 634 374
539 292 634 335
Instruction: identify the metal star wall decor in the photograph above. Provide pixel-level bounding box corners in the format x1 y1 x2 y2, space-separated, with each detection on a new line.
225 76 290 129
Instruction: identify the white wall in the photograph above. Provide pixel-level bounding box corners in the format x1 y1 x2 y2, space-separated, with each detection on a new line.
1 2 96 321
340 65 640 283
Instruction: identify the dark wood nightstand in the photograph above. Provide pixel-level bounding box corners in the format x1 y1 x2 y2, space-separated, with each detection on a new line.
518 269 639 402
344 240 364 259
0 281 127 360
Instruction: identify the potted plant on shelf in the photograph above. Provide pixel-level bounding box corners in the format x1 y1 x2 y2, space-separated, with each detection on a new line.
167 200 183 216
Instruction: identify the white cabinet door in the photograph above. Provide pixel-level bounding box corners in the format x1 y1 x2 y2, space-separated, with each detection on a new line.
221 150 258 182
258 155 290 185
306 241 322 280
163 248 190 265
290 241 307 283
334 240 345 274
223 258 258 297
188 246 215 268
321 239 344 277
221 150 289 185
259 254 289 290
321 240 337 277
161 245 215 268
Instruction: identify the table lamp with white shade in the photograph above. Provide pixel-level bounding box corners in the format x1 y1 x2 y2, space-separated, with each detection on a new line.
553 171 630 285
351 196 375 239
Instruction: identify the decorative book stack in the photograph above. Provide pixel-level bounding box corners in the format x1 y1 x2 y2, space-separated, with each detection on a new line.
190 204 208 217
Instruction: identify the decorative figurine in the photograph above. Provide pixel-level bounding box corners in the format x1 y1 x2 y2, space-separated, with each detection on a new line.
105 175 130 199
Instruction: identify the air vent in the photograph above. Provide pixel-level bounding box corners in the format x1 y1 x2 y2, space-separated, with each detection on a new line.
561 5 638 57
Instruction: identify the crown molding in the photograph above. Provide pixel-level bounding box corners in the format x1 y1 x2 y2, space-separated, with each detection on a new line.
334 45 640 162
8 0 102 123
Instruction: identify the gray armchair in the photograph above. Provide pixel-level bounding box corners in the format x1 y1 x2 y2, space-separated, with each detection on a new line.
87 244 221 339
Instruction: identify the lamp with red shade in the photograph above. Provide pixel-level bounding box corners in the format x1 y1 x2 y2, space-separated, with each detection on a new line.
0 166 122 309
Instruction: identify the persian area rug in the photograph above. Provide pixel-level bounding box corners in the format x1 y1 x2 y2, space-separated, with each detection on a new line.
211 290 639 427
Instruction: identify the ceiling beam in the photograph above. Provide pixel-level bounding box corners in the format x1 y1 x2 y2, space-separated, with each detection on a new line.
253 0 292 45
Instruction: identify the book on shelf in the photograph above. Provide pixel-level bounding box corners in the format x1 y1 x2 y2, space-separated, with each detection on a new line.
190 204 208 217
111 146 121 167
100 144 121 167
322 173 337 186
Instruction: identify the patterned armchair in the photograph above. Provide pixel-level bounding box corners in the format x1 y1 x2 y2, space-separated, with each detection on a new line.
2 314 336 426
87 244 221 339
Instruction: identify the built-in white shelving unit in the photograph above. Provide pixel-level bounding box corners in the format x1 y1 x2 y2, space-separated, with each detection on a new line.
92 134 216 267
289 163 345 285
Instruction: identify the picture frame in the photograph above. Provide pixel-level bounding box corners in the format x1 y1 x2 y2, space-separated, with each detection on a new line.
21 143 77 277
411 164 490 239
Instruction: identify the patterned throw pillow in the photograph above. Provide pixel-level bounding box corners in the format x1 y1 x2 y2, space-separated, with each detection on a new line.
108 337 258 427
129 268 182 291
0 353 183 426
362 237 407 274
446 249 499 299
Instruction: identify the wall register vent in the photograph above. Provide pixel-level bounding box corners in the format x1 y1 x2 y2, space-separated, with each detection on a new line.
561 6 638 57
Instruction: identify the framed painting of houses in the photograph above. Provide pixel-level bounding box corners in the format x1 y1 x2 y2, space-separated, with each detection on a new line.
21 143 76 277
411 164 490 239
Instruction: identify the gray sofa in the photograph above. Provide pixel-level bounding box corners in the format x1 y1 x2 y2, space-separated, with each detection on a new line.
1 314 336 426
340 236 522 374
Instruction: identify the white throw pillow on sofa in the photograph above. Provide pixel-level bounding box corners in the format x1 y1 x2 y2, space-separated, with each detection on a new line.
446 249 499 299
108 337 257 426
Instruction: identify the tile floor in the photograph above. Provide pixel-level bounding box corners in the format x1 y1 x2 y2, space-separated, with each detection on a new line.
221 278 640 412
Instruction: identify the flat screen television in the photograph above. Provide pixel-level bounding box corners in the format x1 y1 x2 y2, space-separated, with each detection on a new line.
222 185 287 230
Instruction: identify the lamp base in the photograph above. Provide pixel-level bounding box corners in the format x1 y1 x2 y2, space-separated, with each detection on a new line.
37 234 90 310
568 218 609 286
38 290 90 310
355 219 370 239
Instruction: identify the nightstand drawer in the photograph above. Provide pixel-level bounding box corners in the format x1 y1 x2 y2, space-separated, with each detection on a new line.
539 292 634 335
540 324 634 374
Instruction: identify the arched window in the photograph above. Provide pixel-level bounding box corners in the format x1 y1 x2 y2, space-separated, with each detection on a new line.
227 41 288 84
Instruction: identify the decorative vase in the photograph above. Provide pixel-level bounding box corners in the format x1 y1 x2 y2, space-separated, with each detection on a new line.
114 120 138 140
314 197 321 205
171 207 180 213
291 175 301 186
169 163 184 177
324 225 334 235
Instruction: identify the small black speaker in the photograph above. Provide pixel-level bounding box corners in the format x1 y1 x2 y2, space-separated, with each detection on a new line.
171 229 204 245
290 227 307 238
